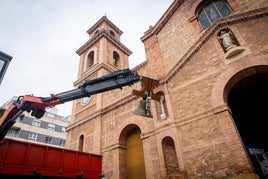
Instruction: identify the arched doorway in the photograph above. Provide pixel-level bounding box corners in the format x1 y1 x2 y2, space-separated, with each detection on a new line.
126 127 146 179
228 73 268 178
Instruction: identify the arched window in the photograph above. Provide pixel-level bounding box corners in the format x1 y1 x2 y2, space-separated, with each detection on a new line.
113 51 120 67
162 137 179 175
88 51 94 67
197 0 232 30
78 135 84 152
109 30 115 37
94 30 99 36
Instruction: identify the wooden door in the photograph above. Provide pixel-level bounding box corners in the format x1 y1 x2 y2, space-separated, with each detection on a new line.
126 129 146 179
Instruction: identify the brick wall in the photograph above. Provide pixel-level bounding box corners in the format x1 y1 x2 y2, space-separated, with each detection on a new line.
66 0 268 178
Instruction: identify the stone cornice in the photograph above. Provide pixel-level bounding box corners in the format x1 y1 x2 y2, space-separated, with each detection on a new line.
66 109 102 131
101 143 126 153
76 29 132 56
174 104 231 127
66 94 138 131
131 61 147 71
141 0 183 42
73 63 116 86
86 15 123 35
101 95 138 116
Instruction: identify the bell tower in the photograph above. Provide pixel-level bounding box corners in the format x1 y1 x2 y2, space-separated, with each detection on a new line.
70 16 132 125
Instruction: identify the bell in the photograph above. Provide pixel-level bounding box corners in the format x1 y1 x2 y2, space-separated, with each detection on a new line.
133 100 153 118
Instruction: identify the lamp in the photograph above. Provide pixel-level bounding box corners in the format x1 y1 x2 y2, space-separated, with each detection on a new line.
0 51 12 85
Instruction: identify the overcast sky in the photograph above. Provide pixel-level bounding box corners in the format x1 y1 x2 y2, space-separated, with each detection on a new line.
0 0 173 116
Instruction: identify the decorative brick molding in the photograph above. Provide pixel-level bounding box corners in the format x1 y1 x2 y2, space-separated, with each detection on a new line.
141 0 183 42
161 6 268 84
211 55 268 107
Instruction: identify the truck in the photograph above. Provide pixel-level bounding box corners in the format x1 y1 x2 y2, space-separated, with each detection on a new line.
0 68 158 179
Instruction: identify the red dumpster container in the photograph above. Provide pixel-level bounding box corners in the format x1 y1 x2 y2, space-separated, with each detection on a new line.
0 138 102 178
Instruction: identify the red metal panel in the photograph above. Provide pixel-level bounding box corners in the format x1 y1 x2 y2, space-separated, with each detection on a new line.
62 150 77 169
0 139 102 178
26 144 46 166
46 147 63 167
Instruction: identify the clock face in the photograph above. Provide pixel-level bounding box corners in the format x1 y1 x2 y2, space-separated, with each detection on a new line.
81 96 91 105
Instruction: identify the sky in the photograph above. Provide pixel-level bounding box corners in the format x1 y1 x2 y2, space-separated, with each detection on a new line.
0 0 173 116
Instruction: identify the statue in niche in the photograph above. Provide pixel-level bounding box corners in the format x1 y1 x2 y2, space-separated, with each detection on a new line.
218 29 239 52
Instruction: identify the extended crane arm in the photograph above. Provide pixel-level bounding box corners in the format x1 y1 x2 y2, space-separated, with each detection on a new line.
0 68 141 140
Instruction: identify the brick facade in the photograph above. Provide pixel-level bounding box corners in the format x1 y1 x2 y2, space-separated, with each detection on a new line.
66 1 268 178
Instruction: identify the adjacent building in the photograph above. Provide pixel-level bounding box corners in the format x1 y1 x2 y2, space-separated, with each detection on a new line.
2 96 70 148
64 0 267 178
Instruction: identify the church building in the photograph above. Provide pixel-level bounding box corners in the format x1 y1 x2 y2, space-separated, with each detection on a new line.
66 0 268 178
